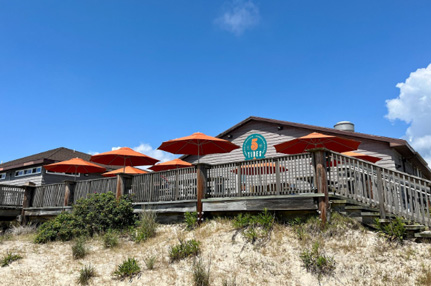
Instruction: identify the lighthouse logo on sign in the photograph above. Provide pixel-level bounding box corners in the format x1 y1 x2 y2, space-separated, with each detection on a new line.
243 134 267 160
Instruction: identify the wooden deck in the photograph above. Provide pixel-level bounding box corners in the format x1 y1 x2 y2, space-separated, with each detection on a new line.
1 151 431 230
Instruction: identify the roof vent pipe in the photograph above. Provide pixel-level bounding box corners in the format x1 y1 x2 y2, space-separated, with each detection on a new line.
334 121 355 132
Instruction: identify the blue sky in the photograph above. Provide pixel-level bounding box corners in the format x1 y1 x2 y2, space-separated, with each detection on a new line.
1 1 431 164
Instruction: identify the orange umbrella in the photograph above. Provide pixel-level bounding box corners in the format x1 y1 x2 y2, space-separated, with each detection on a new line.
44 158 106 174
341 151 382 164
102 166 148 177
157 132 240 162
231 162 287 175
90 147 159 167
274 132 361 154
149 158 193 172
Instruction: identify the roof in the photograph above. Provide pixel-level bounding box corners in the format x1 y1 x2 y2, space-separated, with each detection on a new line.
0 147 92 172
182 116 431 178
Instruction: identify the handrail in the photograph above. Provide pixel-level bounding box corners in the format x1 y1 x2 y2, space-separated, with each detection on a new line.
0 184 25 207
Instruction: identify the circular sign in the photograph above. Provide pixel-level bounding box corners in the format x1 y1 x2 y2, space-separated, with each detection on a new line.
243 134 267 160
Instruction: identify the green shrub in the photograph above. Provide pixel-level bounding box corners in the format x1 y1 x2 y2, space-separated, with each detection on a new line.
73 192 136 235
169 239 200 262
77 265 96 285
375 217 406 243
192 258 211 286
145 255 156 270
34 193 136 243
72 238 87 259
185 212 198 230
300 242 335 279
103 230 119 248
232 209 275 243
131 211 157 243
232 213 252 229
113 257 140 279
1 252 22 267
34 212 87 243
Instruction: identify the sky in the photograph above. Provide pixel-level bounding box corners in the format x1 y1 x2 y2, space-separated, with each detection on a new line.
1 0 431 164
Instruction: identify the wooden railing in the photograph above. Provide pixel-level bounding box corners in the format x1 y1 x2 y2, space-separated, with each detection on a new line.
33 183 65 207
0 185 25 206
130 167 197 202
74 177 117 203
207 153 315 198
328 152 431 227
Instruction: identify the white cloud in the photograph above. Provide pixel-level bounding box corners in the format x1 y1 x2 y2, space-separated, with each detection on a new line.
215 0 260 35
87 151 99 156
386 63 431 164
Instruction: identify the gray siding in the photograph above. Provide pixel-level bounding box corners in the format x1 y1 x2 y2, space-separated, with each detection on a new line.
184 120 397 170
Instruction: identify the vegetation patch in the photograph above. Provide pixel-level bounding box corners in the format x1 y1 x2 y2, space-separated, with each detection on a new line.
232 209 275 243
169 239 201 262
300 242 335 279
72 238 87 259
192 258 211 286
113 257 141 280
131 211 157 243
185 211 198 230
145 255 156 270
34 193 136 243
375 217 406 243
103 229 119 248
1 252 23 267
77 265 96 285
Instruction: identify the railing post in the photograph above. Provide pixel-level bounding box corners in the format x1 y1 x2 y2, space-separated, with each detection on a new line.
236 163 242 197
376 168 386 219
175 169 180 200
63 181 76 207
116 174 125 200
196 163 209 224
309 148 329 226
21 182 36 225
275 159 281 195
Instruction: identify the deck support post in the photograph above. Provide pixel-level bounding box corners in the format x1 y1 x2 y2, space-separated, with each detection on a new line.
376 168 386 219
63 181 76 207
21 182 36 225
196 163 209 225
116 174 126 200
310 148 329 226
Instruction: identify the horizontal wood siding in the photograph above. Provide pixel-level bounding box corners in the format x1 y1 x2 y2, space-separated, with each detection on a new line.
184 121 397 171
0 175 43 187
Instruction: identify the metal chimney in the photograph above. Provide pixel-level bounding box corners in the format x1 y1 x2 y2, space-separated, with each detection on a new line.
334 121 355 132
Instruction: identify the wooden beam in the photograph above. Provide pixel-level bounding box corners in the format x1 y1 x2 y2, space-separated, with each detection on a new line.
21 182 35 225
309 149 329 226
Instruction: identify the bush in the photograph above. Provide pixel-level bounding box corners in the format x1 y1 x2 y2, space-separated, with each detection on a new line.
34 193 137 243
1 252 22 267
72 238 87 259
375 217 406 243
300 242 335 279
103 230 119 248
169 239 200 262
131 211 157 243
185 212 198 230
77 265 96 285
192 258 211 286
113 257 140 279
145 256 156 270
232 209 275 243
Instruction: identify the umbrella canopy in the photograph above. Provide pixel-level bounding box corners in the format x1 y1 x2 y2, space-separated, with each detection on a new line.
149 158 193 172
44 158 106 174
102 166 148 177
231 162 287 175
341 151 382 164
157 132 240 159
90 147 159 166
274 132 361 154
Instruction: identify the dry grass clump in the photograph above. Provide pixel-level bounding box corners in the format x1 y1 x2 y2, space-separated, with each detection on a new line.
417 265 431 286
72 238 87 259
145 255 156 270
7 224 37 236
131 211 157 243
192 257 211 286
77 265 96 285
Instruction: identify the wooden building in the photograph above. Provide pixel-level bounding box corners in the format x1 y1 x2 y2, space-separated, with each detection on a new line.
182 116 431 179
0 147 109 186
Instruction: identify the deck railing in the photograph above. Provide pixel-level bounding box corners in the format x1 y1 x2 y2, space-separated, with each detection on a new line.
328 152 431 227
207 153 315 198
74 177 117 203
33 183 66 207
0 185 25 206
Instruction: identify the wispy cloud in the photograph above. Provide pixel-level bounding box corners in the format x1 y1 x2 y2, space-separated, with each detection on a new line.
386 63 431 164
111 143 177 167
215 0 260 36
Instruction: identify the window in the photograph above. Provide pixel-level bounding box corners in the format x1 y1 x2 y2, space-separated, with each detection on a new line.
0 173 5 180
45 170 80 177
14 167 42 177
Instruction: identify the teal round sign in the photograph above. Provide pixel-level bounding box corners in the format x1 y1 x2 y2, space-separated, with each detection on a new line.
243 134 267 160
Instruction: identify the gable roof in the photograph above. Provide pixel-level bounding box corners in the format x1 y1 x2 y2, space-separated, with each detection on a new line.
0 147 92 172
181 116 431 178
